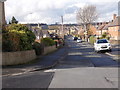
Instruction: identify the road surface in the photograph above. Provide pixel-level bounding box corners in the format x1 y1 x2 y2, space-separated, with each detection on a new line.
2 36 119 89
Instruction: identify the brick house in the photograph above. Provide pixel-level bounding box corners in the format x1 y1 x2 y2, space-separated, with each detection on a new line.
108 14 120 40
89 24 98 36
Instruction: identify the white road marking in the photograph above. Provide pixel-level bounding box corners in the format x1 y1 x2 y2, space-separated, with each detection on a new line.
105 53 117 57
44 69 57 72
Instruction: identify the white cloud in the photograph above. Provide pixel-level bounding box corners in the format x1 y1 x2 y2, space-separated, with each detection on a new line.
4 0 119 24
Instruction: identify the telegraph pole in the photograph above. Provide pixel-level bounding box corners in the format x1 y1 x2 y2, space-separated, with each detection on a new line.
0 0 6 30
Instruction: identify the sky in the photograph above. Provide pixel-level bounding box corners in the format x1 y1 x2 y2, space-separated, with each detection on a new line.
4 0 119 24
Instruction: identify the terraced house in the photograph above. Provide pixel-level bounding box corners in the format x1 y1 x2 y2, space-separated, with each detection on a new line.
108 14 120 41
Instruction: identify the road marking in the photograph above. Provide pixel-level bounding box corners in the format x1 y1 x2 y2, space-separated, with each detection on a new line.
44 69 56 72
2 72 26 77
105 53 118 57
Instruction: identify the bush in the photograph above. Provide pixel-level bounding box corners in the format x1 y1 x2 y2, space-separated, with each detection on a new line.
89 36 96 44
41 38 55 47
32 42 44 55
2 24 36 52
100 32 110 40
2 32 20 52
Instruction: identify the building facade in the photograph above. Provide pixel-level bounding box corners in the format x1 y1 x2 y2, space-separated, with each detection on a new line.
108 15 120 40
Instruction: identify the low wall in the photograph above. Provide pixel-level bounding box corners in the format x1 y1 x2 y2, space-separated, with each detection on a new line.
43 45 57 55
2 50 36 66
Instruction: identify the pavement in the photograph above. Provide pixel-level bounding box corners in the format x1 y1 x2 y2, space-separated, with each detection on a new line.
49 67 119 88
2 46 67 76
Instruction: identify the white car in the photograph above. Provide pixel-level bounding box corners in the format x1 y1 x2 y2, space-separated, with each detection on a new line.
77 39 82 43
94 39 112 52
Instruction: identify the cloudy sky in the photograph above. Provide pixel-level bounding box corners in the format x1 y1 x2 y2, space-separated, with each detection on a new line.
5 0 119 24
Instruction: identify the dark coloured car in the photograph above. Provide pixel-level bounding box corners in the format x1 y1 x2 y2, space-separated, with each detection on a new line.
74 37 78 40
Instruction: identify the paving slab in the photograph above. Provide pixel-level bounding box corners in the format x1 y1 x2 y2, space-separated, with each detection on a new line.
49 67 119 88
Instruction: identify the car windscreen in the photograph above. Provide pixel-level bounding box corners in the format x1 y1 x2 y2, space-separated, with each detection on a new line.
97 39 108 44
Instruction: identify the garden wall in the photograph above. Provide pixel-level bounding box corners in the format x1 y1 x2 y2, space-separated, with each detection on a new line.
43 45 57 55
2 50 36 66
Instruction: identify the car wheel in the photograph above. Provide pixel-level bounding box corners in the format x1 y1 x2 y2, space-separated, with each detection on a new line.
94 49 98 53
108 49 112 52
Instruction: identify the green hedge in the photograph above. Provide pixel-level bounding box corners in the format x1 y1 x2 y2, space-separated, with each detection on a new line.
41 38 55 47
89 36 96 44
32 42 44 55
2 24 36 52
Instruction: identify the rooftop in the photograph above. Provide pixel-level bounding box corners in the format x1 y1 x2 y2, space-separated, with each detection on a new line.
109 16 120 27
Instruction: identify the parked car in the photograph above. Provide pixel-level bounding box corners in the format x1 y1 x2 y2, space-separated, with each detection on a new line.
77 39 82 43
94 39 112 52
73 37 78 40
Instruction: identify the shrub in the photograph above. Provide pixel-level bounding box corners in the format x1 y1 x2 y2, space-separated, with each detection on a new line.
89 36 96 44
32 42 44 55
2 24 36 52
2 31 20 52
100 32 110 40
41 38 55 47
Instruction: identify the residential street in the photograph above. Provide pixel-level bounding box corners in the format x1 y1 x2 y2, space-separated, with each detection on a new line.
2 36 119 89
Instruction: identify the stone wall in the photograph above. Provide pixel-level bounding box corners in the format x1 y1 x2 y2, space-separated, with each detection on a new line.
2 50 36 66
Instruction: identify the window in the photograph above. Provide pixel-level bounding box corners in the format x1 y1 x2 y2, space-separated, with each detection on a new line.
97 39 108 44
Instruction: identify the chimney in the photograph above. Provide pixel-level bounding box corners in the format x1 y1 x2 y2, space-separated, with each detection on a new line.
113 14 117 20
102 22 106 25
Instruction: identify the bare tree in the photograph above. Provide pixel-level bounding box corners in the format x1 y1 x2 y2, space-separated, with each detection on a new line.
76 5 98 41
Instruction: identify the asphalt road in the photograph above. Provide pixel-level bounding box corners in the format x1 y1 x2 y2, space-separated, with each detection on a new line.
2 71 54 89
2 36 119 89
56 36 118 68
48 36 119 88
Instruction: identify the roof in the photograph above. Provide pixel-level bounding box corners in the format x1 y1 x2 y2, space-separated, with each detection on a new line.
109 16 120 27
102 23 111 30
98 24 106 30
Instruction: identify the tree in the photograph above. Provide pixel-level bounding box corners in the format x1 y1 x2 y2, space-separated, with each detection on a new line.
76 5 98 41
10 16 18 24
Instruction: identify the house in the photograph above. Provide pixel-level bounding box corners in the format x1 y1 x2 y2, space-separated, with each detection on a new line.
78 25 85 40
0 0 6 30
88 24 98 36
96 22 106 37
27 23 50 42
48 25 60 35
27 23 48 31
108 14 120 40
102 22 110 34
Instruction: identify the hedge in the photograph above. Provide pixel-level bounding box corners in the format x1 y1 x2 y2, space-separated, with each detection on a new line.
32 42 44 55
2 24 36 52
41 38 55 47
89 36 96 44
